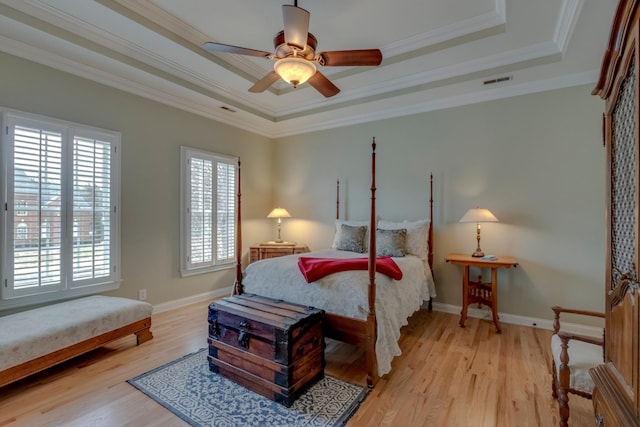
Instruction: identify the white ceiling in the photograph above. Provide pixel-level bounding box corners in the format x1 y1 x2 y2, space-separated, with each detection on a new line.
0 0 617 138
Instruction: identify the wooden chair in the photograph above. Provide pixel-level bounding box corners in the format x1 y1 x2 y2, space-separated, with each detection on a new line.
550 306 604 427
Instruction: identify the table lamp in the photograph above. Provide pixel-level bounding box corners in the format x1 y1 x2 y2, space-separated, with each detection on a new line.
267 207 291 243
459 207 498 257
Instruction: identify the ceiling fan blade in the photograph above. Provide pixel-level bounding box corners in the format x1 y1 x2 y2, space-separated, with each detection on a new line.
248 71 281 93
282 5 310 50
307 71 340 98
203 42 272 58
318 49 383 67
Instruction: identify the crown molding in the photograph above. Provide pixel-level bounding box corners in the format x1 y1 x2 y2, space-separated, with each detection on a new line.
270 70 598 138
275 41 561 118
554 0 584 52
101 0 272 81
270 0 581 118
0 33 275 137
0 29 596 140
383 0 506 57
0 0 593 140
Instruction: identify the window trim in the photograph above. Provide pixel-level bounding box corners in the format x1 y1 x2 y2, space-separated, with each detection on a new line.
0 109 121 311
179 146 237 277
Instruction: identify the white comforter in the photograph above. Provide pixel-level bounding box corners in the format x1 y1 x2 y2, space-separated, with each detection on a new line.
242 249 436 376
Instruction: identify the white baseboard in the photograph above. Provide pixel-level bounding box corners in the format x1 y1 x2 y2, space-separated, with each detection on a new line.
430 301 603 338
152 292 602 339
152 286 233 314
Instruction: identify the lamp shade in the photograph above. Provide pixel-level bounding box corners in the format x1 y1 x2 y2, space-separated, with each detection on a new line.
274 56 316 87
267 208 291 219
459 208 498 223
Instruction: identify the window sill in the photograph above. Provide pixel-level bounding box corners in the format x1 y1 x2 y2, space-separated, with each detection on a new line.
0 281 120 313
180 263 235 278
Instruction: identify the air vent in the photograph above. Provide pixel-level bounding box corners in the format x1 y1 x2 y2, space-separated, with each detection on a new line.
220 106 236 113
483 75 513 85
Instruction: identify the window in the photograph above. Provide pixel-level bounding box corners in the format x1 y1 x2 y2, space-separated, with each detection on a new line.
16 223 28 240
0 111 120 309
180 147 237 276
16 200 27 216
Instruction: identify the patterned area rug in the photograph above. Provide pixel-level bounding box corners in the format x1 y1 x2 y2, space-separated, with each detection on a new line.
128 349 369 427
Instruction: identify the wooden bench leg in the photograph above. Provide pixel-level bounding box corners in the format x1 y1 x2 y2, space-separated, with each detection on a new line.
136 328 153 345
135 319 153 345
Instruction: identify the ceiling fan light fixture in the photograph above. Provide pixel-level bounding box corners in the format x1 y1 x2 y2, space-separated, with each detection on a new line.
274 56 316 88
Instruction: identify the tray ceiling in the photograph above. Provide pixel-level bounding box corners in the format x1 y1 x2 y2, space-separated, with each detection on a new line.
0 0 616 138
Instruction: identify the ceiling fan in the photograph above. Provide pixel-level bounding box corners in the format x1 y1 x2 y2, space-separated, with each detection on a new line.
202 1 383 98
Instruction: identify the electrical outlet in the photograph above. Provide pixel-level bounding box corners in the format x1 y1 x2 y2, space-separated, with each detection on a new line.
138 289 147 301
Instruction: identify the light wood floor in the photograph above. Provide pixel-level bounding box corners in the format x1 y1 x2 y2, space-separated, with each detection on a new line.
0 302 593 427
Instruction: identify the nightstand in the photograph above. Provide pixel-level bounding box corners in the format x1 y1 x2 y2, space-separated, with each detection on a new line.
445 253 518 333
249 242 310 264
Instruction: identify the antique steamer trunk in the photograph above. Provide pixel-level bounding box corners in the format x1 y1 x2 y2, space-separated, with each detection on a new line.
207 294 325 407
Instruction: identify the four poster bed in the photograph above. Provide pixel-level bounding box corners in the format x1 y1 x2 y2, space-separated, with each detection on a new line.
233 139 435 387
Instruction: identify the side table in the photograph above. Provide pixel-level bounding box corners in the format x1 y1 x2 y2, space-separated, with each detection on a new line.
249 242 310 264
445 253 518 333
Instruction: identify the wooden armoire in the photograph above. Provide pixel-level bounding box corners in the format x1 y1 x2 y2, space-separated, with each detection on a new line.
591 1 640 426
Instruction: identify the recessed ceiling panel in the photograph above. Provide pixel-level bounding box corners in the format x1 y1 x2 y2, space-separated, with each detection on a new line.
0 0 618 138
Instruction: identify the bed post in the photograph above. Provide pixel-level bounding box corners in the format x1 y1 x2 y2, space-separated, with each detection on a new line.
233 158 243 295
366 138 379 387
336 179 340 220
428 172 434 311
428 173 433 270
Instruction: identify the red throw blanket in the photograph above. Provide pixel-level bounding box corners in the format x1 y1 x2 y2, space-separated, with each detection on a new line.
297 256 403 283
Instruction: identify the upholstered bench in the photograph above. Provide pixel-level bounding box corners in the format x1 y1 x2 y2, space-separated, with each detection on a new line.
0 295 153 387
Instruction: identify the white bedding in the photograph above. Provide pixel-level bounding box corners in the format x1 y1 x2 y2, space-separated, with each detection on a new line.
242 249 436 376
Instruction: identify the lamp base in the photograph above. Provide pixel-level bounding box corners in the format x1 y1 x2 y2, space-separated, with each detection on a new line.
472 228 484 257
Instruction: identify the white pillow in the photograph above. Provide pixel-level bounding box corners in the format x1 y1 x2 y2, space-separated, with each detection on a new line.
332 219 374 250
378 219 429 260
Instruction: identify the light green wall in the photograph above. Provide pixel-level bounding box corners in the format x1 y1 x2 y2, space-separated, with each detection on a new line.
0 50 606 322
0 52 274 306
273 86 605 321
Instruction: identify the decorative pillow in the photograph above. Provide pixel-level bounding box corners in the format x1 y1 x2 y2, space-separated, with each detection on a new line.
335 224 367 253
376 228 406 257
331 219 370 250
378 219 429 260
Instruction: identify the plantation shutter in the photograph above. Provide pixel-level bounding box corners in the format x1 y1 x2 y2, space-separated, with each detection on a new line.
2 112 120 304
10 122 64 293
182 147 236 274
189 156 213 266
72 135 113 284
216 161 235 263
